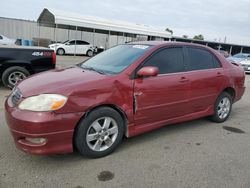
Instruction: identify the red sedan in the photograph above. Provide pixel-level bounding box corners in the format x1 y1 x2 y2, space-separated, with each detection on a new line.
5 42 245 158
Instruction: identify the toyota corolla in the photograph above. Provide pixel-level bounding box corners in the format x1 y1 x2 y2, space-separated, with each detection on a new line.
5 42 245 158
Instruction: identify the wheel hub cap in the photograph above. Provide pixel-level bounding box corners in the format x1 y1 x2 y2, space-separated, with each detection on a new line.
8 71 26 85
217 97 231 119
86 117 118 152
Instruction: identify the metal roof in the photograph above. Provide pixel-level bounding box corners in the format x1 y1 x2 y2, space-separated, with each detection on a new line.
38 8 172 38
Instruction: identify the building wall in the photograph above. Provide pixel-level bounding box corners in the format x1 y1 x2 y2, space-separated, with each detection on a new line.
0 17 135 49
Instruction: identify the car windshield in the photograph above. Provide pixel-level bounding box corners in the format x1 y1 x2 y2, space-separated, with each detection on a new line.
233 53 249 58
79 44 152 74
63 40 69 44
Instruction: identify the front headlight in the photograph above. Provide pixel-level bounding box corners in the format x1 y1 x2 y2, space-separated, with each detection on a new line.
18 94 67 112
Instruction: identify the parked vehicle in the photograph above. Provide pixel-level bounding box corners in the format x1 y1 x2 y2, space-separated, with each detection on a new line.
49 40 95 56
5 42 245 158
240 60 250 73
217 50 229 58
0 34 16 45
0 45 56 88
227 53 250 63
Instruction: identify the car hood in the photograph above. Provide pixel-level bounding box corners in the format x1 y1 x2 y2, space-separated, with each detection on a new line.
227 57 245 63
17 66 108 97
49 43 63 47
240 60 250 65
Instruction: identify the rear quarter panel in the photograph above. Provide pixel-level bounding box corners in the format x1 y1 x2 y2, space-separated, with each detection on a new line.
219 57 245 102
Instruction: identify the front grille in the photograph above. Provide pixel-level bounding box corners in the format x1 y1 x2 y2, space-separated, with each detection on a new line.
11 88 22 106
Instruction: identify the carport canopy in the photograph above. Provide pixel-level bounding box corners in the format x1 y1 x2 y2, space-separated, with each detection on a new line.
37 8 172 38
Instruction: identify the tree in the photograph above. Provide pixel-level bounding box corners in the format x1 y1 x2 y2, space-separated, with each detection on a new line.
165 28 173 35
182 35 188 39
193 34 204 40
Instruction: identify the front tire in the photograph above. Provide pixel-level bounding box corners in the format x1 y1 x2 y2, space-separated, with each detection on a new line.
2 66 30 89
74 107 124 158
57 48 65 55
210 92 232 123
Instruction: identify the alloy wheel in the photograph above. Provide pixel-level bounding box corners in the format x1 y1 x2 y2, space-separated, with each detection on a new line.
8 71 26 86
217 97 231 119
86 117 119 152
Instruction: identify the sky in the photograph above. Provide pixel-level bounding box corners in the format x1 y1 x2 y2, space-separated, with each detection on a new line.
0 0 250 45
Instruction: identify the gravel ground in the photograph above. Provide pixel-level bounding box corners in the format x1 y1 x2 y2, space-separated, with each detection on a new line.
0 57 250 188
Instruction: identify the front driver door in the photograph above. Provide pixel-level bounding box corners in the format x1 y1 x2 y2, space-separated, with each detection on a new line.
65 40 77 54
134 47 190 126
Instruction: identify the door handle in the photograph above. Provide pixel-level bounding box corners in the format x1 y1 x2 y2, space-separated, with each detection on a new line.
134 92 143 96
179 77 189 83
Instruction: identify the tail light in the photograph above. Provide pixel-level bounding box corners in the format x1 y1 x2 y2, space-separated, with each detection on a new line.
52 52 56 65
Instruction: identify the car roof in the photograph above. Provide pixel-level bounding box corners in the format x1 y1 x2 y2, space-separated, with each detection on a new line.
128 41 209 49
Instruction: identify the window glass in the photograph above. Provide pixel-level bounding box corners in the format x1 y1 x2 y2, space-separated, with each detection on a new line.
82 41 90 45
187 48 214 70
80 44 153 74
213 56 221 68
76 40 89 45
68 40 76 45
0 35 2 39
143 47 185 74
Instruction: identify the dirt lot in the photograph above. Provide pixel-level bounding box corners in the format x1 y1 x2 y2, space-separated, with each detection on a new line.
0 57 250 188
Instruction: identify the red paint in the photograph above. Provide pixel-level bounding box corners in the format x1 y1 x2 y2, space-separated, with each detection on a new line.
137 66 159 77
5 42 245 155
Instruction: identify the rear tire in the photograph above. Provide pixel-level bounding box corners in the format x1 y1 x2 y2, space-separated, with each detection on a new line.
57 48 65 55
2 66 30 89
87 50 93 57
210 92 232 123
74 107 124 158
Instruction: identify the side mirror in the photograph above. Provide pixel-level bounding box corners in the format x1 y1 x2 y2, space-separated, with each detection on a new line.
137 66 159 77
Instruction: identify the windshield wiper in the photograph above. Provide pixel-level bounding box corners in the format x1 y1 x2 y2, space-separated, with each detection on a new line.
81 65 106 75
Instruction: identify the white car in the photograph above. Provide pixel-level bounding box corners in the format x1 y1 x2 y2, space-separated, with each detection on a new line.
240 60 250 73
0 34 16 45
49 40 95 56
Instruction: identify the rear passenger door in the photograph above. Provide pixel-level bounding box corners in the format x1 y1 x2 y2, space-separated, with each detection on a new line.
76 40 90 54
184 47 225 113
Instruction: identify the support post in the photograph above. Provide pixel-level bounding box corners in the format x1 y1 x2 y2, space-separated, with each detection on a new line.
38 24 41 46
107 30 110 49
55 24 58 52
240 47 243 53
229 46 233 55
74 26 77 56
117 32 119 45
92 28 95 47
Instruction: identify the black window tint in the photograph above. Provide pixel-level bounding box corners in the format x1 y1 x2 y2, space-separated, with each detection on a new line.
83 41 90 45
69 40 76 45
143 48 184 74
187 48 214 70
213 56 221 68
76 40 89 45
76 40 83 45
0 35 2 39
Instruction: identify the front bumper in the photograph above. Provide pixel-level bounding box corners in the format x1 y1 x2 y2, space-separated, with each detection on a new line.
5 98 84 155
